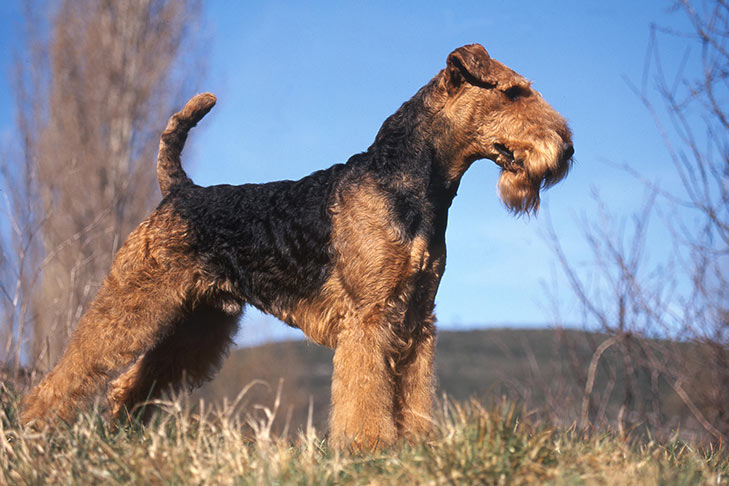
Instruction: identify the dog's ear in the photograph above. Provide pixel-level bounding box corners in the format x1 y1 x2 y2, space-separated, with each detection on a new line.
445 44 495 93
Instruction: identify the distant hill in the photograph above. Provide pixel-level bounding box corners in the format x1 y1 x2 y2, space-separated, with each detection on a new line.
194 328 627 434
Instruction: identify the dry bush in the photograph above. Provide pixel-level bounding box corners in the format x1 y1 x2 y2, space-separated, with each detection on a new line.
547 0 729 443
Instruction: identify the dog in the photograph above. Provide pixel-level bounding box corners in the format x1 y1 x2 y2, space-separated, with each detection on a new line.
22 44 573 449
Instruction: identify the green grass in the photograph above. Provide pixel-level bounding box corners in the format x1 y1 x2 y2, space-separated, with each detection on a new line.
1 384 726 485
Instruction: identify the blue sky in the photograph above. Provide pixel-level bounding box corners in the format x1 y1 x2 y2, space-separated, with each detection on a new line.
0 2 694 344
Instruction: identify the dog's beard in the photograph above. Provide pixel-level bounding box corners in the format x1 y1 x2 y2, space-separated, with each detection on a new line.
497 169 541 214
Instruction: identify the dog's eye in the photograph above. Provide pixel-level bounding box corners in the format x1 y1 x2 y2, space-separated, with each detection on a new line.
503 85 530 101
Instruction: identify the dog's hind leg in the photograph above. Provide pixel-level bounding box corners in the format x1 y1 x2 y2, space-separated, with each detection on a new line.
21 270 190 426
107 304 240 422
20 211 200 427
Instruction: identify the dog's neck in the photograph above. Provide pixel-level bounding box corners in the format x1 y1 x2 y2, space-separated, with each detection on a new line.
367 79 466 200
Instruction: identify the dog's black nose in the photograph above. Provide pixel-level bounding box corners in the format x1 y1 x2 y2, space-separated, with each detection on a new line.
562 142 574 159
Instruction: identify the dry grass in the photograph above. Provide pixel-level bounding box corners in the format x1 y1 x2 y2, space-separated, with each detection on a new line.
0 382 726 485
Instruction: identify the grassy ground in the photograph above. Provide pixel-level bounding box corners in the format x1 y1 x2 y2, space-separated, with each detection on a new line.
1 384 726 485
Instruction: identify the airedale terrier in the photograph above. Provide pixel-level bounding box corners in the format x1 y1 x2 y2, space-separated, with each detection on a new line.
21 44 573 448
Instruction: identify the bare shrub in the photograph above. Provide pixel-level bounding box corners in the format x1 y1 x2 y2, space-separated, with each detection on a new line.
548 0 729 443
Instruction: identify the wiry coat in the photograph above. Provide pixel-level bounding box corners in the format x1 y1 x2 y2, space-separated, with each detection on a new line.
22 44 573 449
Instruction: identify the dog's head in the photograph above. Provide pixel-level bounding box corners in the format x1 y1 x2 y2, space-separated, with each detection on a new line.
437 44 573 214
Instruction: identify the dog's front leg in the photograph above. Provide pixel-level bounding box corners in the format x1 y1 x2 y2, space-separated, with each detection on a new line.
329 323 397 450
396 318 436 440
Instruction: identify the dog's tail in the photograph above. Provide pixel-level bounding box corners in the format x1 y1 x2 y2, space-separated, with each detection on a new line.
157 92 217 197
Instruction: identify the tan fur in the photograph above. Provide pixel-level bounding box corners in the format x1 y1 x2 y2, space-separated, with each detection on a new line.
396 322 436 439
